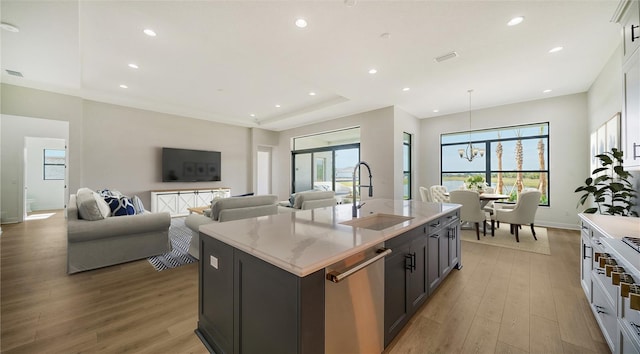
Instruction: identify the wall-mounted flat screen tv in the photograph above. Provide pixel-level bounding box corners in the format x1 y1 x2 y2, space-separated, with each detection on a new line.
162 147 221 182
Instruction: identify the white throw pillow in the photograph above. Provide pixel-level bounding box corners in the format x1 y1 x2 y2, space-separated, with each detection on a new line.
76 190 111 221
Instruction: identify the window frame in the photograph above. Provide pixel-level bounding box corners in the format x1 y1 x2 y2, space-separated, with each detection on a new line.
43 148 66 181
440 122 550 206
403 132 412 200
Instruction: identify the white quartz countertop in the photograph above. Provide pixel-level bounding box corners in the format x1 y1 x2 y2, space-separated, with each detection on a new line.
579 213 640 239
199 199 461 277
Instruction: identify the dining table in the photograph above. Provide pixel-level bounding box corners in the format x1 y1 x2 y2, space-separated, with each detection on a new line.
477 193 510 208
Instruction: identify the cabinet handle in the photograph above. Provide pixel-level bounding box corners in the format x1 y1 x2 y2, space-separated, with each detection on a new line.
594 305 606 314
631 322 640 336
583 243 591 259
632 25 640 42
430 222 440 228
430 234 440 239
405 254 413 271
633 142 640 160
412 252 417 272
596 269 605 275
326 248 392 283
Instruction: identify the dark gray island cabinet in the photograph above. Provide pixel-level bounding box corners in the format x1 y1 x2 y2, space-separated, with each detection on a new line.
194 200 461 354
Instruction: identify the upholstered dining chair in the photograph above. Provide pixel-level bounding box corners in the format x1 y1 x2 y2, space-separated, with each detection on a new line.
490 190 541 242
450 190 487 240
430 185 450 203
419 186 433 202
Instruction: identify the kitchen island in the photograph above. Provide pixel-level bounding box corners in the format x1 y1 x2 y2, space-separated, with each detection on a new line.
195 199 462 354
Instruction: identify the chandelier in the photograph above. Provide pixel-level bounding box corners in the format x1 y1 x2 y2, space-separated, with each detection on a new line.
458 89 485 162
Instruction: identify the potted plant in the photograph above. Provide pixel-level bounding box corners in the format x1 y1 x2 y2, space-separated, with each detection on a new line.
465 175 487 193
575 148 638 217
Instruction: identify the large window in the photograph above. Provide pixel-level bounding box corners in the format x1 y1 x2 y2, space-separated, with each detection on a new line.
44 149 65 180
441 122 549 205
292 128 360 196
403 132 412 200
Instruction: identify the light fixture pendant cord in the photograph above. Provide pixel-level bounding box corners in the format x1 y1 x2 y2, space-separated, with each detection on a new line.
468 89 473 143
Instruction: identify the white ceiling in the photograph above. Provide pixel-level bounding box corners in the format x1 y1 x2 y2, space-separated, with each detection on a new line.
0 1 621 131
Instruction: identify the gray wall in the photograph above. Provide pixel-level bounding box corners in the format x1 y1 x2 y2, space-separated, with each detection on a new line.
1 84 254 221
419 93 589 229
276 107 417 199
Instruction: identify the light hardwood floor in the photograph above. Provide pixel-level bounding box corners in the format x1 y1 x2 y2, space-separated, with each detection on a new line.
1 211 609 353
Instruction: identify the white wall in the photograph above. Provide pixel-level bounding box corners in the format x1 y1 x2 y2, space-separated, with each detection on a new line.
419 93 588 229
587 43 639 216
25 137 66 211
276 107 395 201
1 115 69 223
588 44 623 135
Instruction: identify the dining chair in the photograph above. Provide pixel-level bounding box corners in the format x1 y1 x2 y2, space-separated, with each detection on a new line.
430 185 450 203
449 190 487 240
490 190 541 242
419 186 433 202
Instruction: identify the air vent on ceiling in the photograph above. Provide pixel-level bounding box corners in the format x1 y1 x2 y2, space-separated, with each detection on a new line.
434 51 459 63
6 69 23 77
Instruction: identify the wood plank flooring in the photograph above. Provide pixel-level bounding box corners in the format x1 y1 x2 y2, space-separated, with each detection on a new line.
1 211 609 353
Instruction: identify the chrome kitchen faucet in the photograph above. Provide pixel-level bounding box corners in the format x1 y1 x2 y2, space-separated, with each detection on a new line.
352 161 373 217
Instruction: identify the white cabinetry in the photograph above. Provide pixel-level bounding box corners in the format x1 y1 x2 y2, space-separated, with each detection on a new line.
151 188 231 217
617 0 640 170
579 214 640 354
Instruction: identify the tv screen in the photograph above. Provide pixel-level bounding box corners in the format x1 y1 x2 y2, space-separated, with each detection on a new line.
162 147 221 182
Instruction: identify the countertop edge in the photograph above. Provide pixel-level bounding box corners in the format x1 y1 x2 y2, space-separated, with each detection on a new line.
200 201 462 277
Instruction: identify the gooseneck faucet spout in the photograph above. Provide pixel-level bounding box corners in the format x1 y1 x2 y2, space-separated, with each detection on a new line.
352 161 373 217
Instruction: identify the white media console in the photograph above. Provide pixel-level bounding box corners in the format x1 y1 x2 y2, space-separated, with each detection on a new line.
150 188 231 217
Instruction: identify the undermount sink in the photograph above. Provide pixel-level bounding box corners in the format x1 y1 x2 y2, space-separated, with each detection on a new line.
340 213 414 231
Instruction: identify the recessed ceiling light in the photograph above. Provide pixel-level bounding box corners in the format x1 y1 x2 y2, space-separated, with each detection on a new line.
368 68 377 74
0 22 19 32
250 113 256 117
402 87 410 92
119 84 128 89
309 92 316 96
295 18 307 28
549 46 563 53
507 16 524 26
143 29 157 37
275 104 281 108
543 89 552 93
128 63 139 69
433 109 439 113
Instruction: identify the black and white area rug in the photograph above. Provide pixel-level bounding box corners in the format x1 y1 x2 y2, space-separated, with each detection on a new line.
148 217 198 271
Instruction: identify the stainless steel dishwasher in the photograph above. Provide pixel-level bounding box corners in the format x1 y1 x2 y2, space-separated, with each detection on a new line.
324 243 391 354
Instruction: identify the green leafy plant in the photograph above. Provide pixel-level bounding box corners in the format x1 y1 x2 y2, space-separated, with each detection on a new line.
465 175 486 192
575 148 638 217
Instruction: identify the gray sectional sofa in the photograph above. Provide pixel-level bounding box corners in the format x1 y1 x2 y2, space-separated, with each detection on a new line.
185 194 279 259
67 192 171 274
287 190 337 210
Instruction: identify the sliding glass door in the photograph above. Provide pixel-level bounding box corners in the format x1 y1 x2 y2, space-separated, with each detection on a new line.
292 144 359 197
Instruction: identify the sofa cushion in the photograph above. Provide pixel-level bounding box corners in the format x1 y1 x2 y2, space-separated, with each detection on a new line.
210 194 277 221
76 189 111 221
104 196 136 216
292 190 335 209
